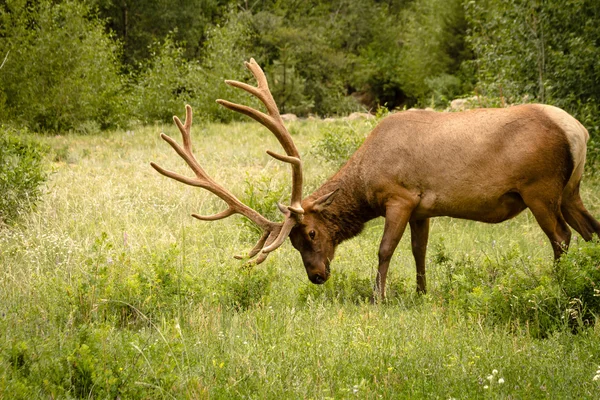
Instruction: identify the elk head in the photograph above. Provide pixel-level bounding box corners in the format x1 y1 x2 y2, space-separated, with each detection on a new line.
151 58 324 282
287 190 339 284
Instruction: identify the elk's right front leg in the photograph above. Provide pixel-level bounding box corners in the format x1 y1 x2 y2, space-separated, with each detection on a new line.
410 218 430 294
375 201 413 300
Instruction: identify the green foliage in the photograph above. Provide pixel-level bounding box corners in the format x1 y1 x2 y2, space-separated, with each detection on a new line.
131 36 199 123
466 0 600 166
247 5 361 116
0 126 47 225
311 122 368 167
431 239 600 337
198 12 261 122
240 170 287 234
297 269 373 304
214 266 274 311
556 240 600 324
397 0 472 106
5 0 599 140
0 0 127 132
348 0 471 109
131 12 258 123
86 0 226 69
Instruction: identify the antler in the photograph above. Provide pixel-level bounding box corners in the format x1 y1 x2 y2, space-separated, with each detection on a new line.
217 58 304 217
150 59 304 264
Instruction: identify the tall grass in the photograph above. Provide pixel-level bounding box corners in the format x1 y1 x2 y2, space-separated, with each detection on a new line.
1 118 599 398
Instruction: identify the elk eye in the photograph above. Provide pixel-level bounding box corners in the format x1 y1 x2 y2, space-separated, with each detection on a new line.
308 230 316 240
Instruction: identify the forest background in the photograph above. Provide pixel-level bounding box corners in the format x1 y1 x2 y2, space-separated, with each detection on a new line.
1 0 599 151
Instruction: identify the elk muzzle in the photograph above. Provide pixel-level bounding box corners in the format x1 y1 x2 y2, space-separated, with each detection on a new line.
306 260 331 285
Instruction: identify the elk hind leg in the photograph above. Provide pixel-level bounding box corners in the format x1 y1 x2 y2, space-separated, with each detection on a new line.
523 192 571 259
410 218 430 294
561 184 600 241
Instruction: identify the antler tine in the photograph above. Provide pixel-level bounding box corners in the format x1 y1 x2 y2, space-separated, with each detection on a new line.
175 104 193 152
217 58 304 216
151 105 274 232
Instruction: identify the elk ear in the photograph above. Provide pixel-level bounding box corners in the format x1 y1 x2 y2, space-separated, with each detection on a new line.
311 189 338 212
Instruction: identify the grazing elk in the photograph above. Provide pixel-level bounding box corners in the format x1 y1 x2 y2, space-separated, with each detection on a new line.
151 58 600 298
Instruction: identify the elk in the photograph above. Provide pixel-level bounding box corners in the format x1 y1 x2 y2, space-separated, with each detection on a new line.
151 58 600 298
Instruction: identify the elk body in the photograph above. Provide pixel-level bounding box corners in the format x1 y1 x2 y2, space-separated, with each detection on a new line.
152 59 600 298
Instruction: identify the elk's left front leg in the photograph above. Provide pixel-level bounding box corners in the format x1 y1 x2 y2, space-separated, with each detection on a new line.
375 201 414 299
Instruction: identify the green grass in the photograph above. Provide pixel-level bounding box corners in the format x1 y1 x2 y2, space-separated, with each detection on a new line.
1 118 600 398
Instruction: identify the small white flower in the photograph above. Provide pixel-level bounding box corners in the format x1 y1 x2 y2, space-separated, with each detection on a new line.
498 378 505 384
593 374 600 381
492 369 498 375
487 375 494 381
483 385 489 389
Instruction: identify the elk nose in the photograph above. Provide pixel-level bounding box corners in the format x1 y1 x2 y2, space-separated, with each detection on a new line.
311 274 326 285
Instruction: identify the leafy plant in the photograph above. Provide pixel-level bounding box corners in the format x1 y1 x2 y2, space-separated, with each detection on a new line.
0 125 48 225
131 12 258 124
430 237 600 337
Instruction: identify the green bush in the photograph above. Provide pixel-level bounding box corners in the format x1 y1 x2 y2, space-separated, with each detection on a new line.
214 267 274 311
556 240 600 325
131 12 258 124
311 123 368 167
0 125 48 225
431 239 600 337
0 0 127 132
239 170 287 236
131 36 198 124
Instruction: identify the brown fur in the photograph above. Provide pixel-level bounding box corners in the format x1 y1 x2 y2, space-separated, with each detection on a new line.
289 104 600 297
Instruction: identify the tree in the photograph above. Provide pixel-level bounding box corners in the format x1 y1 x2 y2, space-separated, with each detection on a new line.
466 0 600 165
86 0 232 70
0 0 126 131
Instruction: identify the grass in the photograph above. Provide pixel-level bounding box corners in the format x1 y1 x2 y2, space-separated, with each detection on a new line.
1 117 600 398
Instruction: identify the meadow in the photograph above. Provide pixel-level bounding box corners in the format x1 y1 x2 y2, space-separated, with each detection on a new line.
1 116 600 399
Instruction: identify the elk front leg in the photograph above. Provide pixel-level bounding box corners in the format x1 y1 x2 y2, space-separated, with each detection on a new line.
375 203 413 300
410 218 430 294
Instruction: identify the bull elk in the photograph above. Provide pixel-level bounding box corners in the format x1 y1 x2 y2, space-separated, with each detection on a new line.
151 58 600 298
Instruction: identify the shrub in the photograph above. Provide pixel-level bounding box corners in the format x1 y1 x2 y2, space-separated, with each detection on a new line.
431 239 600 337
0 125 48 225
132 36 198 124
556 240 600 325
0 0 127 132
216 266 274 311
311 122 368 168
239 170 287 236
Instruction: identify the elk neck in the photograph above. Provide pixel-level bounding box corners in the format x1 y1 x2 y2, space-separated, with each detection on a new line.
305 164 378 245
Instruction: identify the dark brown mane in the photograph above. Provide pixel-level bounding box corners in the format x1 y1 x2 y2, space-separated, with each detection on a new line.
314 181 377 245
